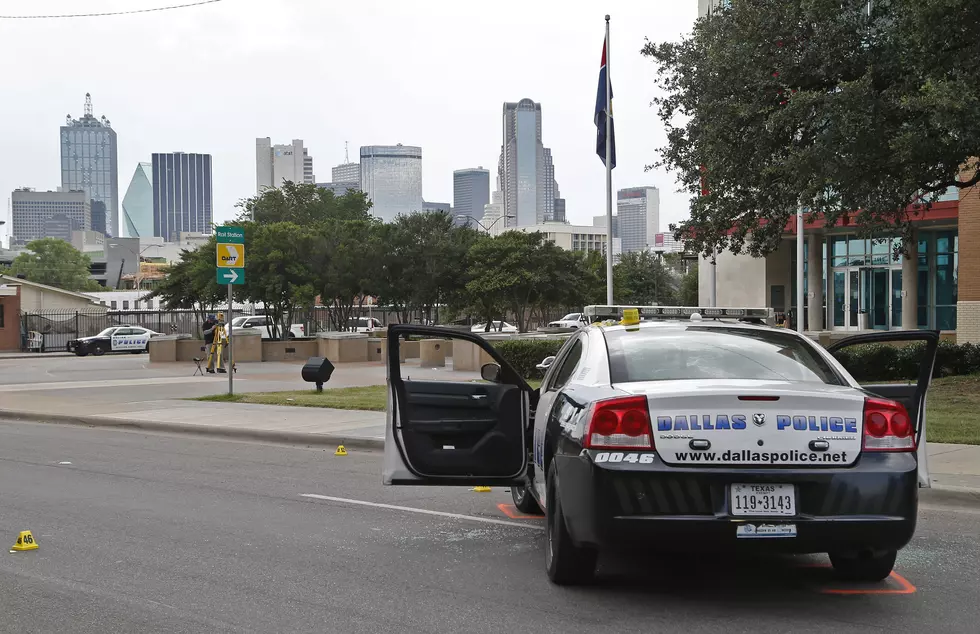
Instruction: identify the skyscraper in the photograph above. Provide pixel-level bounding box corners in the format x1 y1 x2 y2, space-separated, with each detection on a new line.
617 186 661 254
359 144 423 222
60 93 119 237
151 152 213 241
332 162 360 186
255 138 315 192
11 188 91 246
453 167 491 225
122 162 154 238
497 99 561 228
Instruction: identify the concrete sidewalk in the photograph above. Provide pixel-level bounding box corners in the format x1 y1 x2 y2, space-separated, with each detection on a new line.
0 399 385 448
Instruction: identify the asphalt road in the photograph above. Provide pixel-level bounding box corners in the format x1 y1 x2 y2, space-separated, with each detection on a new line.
2 420 978 633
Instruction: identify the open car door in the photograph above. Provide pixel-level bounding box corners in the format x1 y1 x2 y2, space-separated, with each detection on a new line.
384 325 533 486
827 330 940 488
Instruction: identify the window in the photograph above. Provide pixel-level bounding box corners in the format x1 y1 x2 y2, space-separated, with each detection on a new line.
0 303 4 328
123 301 129 310
604 326 842 385
549 338 583 391
110 301 117 309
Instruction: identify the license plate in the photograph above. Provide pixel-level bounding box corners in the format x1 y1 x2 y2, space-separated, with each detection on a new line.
730 483 796 517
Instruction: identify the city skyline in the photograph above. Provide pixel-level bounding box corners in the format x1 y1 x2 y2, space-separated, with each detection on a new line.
0 2 696 245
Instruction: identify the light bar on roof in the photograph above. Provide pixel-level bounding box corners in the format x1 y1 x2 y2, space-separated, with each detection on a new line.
584 305 774 322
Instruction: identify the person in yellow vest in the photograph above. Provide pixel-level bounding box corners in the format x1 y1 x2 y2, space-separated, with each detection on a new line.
206 312 229 374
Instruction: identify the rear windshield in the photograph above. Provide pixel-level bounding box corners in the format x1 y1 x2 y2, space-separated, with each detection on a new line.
604 326 843 385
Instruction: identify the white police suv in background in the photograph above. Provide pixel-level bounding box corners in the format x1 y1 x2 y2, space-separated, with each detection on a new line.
68 326 161 356
382 306 939 585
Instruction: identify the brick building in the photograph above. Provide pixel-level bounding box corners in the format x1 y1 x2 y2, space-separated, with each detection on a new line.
700 179 972 339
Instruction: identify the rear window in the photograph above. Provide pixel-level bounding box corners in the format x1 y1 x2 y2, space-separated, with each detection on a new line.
604 326 843 385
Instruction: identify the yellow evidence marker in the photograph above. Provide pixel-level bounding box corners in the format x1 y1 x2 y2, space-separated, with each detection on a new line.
11 530 38 551
472 486 492 493
334 445 348 456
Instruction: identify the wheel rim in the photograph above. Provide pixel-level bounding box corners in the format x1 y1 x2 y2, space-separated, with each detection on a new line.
512 486 525 505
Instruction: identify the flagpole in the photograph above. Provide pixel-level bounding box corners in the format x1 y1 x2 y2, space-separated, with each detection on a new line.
604 14 614 306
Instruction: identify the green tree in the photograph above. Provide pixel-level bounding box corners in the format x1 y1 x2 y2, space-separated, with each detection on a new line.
376 212 480 325
241 222 318 339
315 218 383 332
679 261 699 306
464 231 576 332
613 251 678 306
644 0 980 257
149 241 225 334
237 181 372 225
5 238 101 292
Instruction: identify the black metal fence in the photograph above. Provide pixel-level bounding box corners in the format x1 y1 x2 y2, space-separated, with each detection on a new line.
19 305 570 352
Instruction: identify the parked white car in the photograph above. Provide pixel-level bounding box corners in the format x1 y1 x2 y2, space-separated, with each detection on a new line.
346 317 384 333
547 312 590 329
471 321 518 333
229 315 305 340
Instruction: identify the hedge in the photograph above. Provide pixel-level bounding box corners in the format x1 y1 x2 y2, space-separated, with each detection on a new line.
830 339 979 382
489 335 978 383
492 339 565 379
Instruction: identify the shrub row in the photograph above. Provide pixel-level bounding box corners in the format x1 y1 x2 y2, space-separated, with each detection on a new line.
489 335 975 384
492 339 565 379
830 339 973 382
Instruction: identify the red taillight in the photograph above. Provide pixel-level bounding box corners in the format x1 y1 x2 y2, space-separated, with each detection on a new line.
583 396 654 450
863 397 915 452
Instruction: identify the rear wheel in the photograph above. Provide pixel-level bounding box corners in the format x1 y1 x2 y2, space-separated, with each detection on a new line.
545 465 597 585
511 483 543 515
830 549 897 582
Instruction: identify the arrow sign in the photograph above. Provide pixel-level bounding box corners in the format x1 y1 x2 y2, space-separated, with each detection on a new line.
218 267 244 285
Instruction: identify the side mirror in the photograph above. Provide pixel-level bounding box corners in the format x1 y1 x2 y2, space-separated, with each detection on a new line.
480 363 502 383
535 356 556 371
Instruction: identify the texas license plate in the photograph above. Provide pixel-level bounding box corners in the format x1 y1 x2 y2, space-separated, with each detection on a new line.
730 483 796 517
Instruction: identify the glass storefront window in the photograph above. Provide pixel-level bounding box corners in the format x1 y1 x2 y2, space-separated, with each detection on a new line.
892 270 902 327
848 237 868 266
832 237 847 267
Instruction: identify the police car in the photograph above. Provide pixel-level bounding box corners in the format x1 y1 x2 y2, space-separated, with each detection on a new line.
68 326 161 357
383 306 939 585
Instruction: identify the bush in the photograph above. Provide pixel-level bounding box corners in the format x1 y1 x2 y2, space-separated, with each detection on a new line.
830 338 980 382
493 339 565 379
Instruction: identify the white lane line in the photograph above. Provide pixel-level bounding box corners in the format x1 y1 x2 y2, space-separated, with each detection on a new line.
300 493 544 531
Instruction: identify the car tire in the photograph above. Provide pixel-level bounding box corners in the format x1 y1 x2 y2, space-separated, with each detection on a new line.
829 549 897 582
511 483 543 515
545 464 597 585
92 345 106 356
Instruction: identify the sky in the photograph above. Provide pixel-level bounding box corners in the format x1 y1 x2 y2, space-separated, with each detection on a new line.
0 0 699 246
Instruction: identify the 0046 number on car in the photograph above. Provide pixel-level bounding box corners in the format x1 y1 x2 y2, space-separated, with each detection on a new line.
594 452 655 464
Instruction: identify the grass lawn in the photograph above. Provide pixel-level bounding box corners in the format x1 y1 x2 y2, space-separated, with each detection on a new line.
920 375 980 445
195 377 978 445
196 379 543 413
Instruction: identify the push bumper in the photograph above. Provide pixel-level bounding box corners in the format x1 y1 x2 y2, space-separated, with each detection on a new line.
553 451 918 554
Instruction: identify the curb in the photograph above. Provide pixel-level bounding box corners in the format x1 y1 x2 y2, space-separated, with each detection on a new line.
921 484 980 508
0 409 385 451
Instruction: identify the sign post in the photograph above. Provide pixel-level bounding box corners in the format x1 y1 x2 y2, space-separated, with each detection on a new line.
216 226 245 395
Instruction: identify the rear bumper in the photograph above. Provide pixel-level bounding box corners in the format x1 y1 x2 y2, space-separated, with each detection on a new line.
553 451 918 554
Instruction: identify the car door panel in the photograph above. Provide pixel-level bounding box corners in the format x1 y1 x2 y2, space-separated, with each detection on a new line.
827 330 939 487
385 325 531 486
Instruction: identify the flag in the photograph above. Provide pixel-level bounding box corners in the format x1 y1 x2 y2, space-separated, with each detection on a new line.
595 35 616 169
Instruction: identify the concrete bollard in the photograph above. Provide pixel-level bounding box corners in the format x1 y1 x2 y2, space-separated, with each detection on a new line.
419 339 447 368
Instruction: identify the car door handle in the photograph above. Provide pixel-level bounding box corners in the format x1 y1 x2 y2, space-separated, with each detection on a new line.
471 394 487 400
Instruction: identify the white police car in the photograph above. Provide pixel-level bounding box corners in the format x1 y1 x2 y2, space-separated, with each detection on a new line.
68 326 161 356
382 306 939 585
